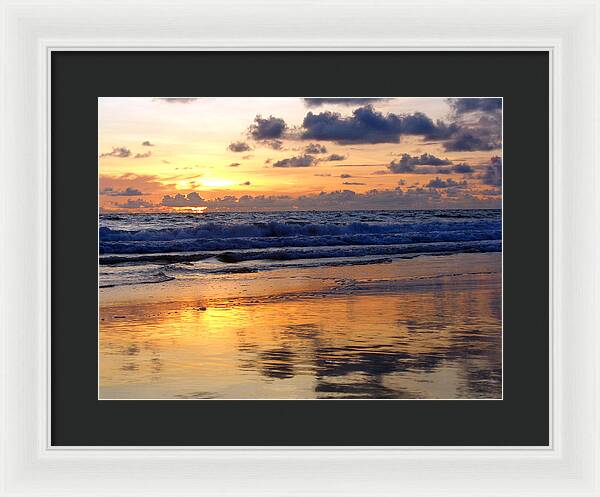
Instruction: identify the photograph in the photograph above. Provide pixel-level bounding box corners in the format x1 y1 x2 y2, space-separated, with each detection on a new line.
98 96 502 400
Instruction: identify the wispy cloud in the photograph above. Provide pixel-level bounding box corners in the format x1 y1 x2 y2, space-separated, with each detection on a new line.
302 98 390 108
99 146 131 158
114 198 154 209
100 187 146 196
153 97 199 103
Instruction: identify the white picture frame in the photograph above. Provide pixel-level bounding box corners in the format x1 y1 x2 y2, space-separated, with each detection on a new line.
1 0 598 495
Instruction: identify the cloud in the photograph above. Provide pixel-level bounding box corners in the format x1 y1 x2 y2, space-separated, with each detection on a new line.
133 151 152 159
100 187 145 196
343 181 366 185
314 173 332 177
99 174 177 203
162 160 171 164
160 186 500 211
228 162 241 167
228 141 252 152
303 98 390 108
442 98 502 152
240 181 251 186
261 140 283 150
114 198 154 209
141 141 154 146
304 143 328 154
324 153 346 161
242 155 253 160
447 97 502 115
452 162 475 173
481 188 502 196
425 177 467 189
481 156 502 186
248 115 287 140
301 105 448 144
153 97 199 103
340 174 353 179
99 146 131 158
162 191 206 207
443 131 500 151
388 153 452 173
272 154 316 168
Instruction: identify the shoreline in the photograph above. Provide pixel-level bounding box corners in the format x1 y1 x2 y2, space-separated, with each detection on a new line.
100 252 501 307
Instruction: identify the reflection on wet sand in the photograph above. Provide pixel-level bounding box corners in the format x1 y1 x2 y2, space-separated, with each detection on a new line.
99 253 501 399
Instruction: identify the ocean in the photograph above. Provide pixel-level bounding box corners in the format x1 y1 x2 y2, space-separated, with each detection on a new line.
99 209 501 289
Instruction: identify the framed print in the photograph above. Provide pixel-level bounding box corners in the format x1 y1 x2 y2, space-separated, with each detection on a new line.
1 1 599 496
53 51 547 446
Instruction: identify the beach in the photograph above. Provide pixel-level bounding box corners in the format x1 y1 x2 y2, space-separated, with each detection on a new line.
99 251 502 400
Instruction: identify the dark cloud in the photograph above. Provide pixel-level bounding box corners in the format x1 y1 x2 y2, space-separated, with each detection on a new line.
162 160 171 164
324 153 346 161
388 153 452 173
133 151 152 159
240 181 251 186
114 198 154 209
343 181 366 186
314 173 332 177
99 146 131 158
442 98 502 151
304 143 328 154
248 115 287 140
154 97 199 103
303 98 390 108
272 154 316 168
340 174 353 179
100 187 145 196
141 141 154 146
228 162 241 167
425 177 467 189
263 139 284 150
301 105 447 144
228 141 252 152
443 131 500 151
242 154 253 160
452 162 475 173
447 97 502 115
481 156 502 186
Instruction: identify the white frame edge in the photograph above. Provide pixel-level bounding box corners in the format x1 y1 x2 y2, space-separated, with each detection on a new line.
1 1 598 496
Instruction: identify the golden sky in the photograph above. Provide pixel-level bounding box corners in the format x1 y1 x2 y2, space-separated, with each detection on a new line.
99 97 502 212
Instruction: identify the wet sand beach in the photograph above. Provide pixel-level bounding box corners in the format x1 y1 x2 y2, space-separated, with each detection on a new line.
99 252 502 400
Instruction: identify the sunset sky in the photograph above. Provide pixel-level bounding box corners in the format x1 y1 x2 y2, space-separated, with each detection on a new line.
99 97 502 212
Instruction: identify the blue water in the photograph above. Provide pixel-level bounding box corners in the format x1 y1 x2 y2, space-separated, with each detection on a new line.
99 209 501 288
